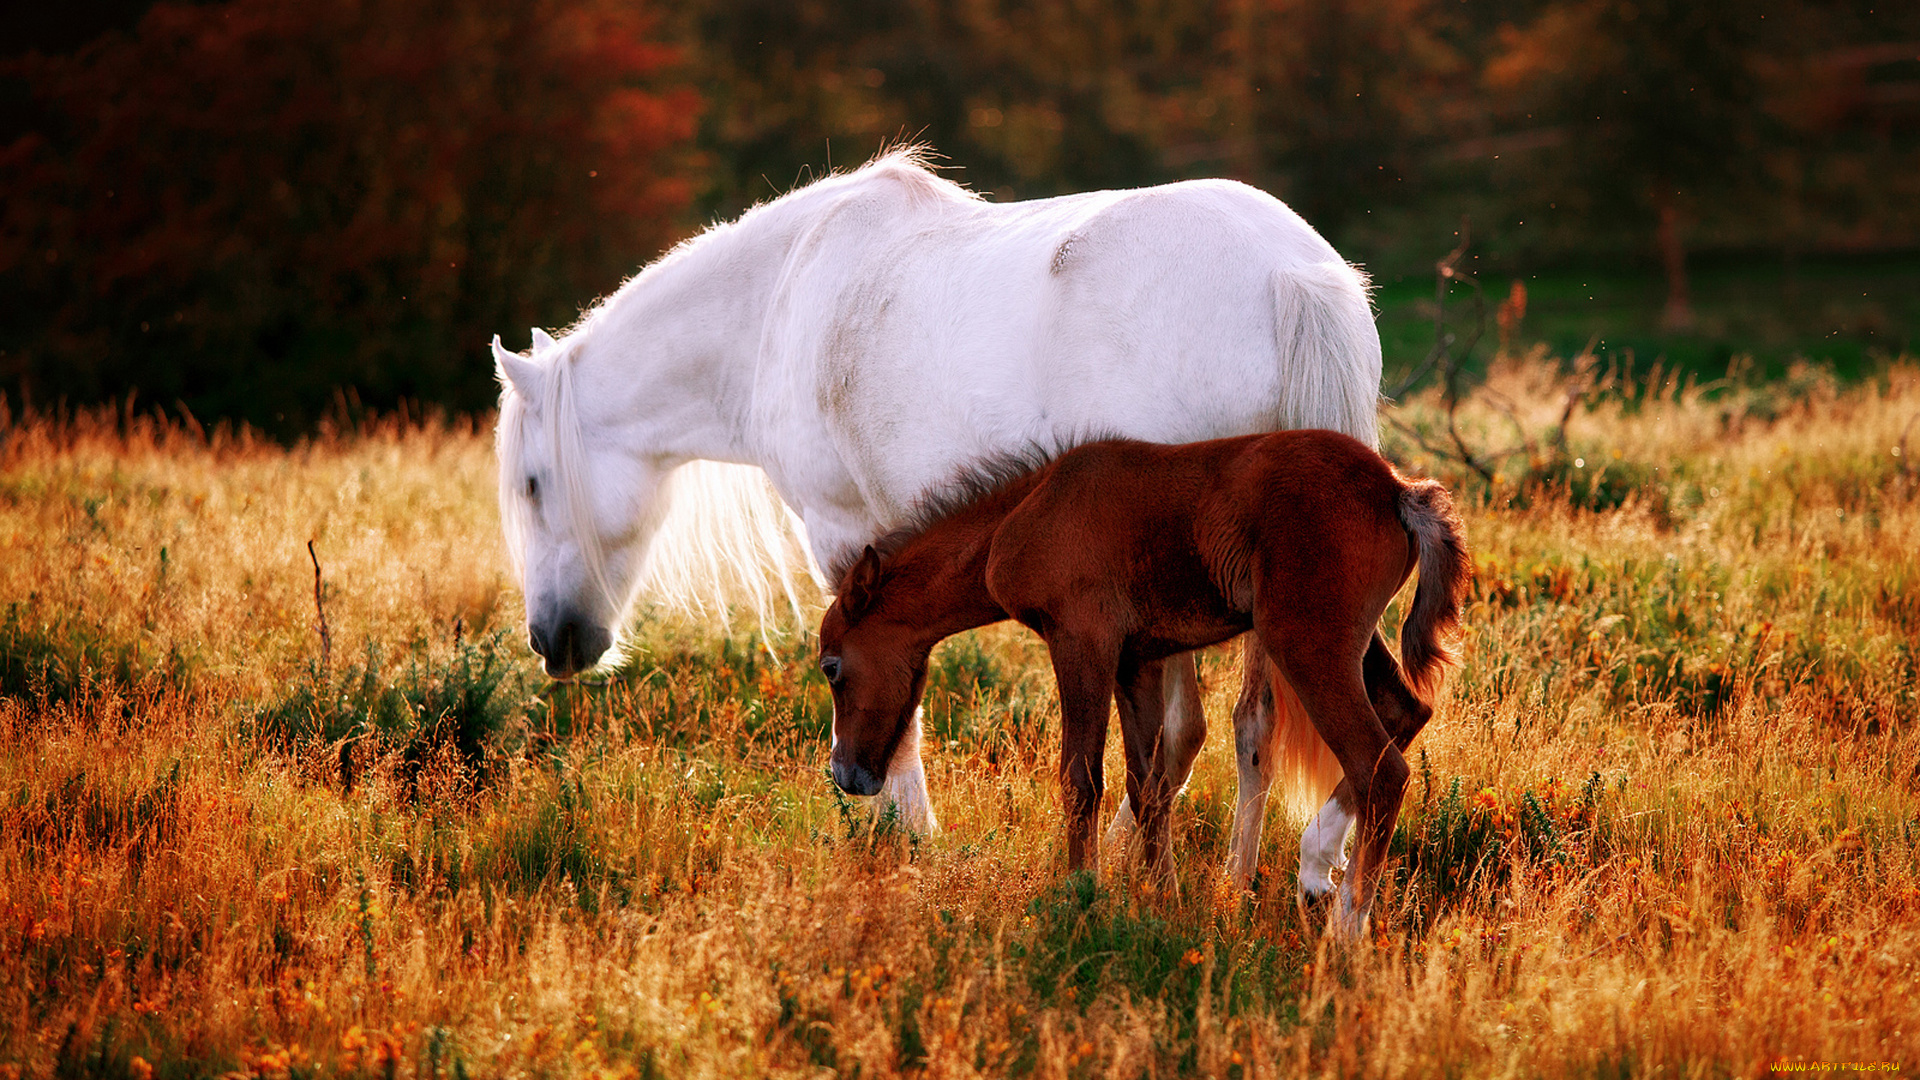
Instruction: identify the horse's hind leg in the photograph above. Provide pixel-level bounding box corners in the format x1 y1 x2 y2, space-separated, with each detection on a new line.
1105 651 1206 847
1298 788 1355 902
1225 636 1288 888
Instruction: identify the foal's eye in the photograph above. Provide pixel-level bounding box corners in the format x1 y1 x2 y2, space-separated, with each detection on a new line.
525 475 540 502
819 656 842 684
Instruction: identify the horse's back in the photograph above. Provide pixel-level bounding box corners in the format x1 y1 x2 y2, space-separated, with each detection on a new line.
770 172 1379 503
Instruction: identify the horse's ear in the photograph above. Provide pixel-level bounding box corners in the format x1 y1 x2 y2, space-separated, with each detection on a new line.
843 545 883 625
492 335 544 399
530 327 558 353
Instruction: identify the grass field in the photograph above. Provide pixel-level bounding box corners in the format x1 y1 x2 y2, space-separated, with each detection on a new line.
2 353 1918 1078
1374 255 1920 388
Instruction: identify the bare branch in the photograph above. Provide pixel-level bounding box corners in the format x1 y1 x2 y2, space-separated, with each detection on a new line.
308 539 332 675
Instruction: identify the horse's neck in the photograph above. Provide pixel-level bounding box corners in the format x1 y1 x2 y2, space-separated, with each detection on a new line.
572 210 810 465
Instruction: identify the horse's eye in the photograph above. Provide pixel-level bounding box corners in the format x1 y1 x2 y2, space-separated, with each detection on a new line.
819 656 842 684
526 475 540 502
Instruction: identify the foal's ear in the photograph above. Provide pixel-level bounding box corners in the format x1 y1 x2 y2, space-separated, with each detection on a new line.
530 327 558 353
843 545 884 624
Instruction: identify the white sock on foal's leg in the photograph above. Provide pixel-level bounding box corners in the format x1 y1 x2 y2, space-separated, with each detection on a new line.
879 707 940 835
1296 796 1353 900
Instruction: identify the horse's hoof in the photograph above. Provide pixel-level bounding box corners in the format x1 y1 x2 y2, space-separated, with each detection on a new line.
1240 866 1273 897
1298 888 1371 939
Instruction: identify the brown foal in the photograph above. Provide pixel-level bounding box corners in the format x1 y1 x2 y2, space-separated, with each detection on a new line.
817 430 1469 932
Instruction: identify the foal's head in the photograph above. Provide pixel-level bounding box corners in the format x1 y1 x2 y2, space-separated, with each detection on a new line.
818 546 932 797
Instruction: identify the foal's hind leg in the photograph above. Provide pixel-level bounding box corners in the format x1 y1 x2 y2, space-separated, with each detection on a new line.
1225 634 1346 891
1106 651 1206 847
1296 629 1417 899
1263 624 1409 936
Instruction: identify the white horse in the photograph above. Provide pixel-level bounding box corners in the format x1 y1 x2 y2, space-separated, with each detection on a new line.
493 148 1378 895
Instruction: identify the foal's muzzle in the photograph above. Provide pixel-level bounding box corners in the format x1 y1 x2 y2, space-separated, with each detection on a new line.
831 756 885 798
528 613 610 679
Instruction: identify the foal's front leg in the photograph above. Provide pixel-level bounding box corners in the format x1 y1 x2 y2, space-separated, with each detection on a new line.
1105 650 1206 847
1046 634 1119 875
1112 657 1177 879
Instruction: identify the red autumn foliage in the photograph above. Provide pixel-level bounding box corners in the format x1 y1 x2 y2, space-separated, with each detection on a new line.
1 0 699 432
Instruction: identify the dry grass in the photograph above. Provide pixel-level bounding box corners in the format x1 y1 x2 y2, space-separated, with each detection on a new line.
1 358 1917 1079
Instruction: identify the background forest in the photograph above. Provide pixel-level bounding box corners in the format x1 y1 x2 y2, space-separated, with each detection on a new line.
3 0 1918 433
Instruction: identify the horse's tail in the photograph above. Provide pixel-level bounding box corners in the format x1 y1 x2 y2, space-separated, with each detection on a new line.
1270 260 1381 447
636 460 816 630
1395 478 1470 697
1258 260 1381 819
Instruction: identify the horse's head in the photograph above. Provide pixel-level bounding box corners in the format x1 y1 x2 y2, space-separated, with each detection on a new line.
494 329 669 679
818 545 930 797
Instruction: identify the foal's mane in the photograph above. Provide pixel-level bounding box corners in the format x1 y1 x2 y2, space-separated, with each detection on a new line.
830 433 1121 585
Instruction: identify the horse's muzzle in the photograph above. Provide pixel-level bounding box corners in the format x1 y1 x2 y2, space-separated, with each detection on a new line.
529 613 610 679
831 757 884 797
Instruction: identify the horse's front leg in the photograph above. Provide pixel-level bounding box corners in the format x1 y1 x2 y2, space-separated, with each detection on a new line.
878 708 938 835
1105 650 1206 848
1046 634 1119 876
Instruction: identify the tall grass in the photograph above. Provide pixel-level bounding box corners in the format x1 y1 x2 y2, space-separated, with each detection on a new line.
1 358 1916 1078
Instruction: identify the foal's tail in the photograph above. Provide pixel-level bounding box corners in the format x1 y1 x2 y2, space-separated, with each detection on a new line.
1396 480 1470 696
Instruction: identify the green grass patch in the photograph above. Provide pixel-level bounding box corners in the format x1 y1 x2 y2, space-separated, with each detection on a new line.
0 604 188 709
252 629 531 791
1377 255 1920 391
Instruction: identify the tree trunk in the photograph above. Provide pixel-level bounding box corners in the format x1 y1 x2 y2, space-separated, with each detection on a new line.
1655 193 1693 332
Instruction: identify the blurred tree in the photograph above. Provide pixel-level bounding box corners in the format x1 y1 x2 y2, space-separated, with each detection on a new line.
0 0 699 434
1485 0 1785 328
1750 2 1920 266
671 0 1467 237
668 0 1204 213
1212 0 1467 239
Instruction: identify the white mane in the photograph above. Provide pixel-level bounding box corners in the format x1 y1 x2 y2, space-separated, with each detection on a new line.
510 148 979 629
497 332 812 631
568 145 974 341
